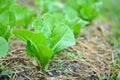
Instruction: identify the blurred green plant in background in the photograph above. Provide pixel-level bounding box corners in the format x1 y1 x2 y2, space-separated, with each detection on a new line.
101 0 120 43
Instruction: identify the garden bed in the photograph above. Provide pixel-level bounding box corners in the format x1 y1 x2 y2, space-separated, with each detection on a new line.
1 21 118 80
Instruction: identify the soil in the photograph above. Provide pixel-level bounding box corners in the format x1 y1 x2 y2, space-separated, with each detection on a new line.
0 20 119 80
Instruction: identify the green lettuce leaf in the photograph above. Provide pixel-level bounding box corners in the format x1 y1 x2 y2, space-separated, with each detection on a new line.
0 37 9 58
10 4 35 28
0 10 16 27
13 30 46 45
49 24 75 54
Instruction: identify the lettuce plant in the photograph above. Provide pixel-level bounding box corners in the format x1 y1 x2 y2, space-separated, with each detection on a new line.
13 23 75 70
0 0 16 58
60 7 83 35
0 0 16 41
65 0 101 22
0 0 36 40
0 0 35 59
0 10 16 41
10 3 35 29
32 13 88 36
78 3 99 22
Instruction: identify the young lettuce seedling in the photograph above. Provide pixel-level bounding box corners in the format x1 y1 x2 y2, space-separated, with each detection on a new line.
10 3 35 29
0 10 16 41
32 13 87 36
13 23 75 70
32 13 76 54
0 0 18 41
0 0 16 58
64 0 100 23
78 4 99 22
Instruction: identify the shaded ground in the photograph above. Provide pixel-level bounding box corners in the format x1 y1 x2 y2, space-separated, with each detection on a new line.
0 20 119 80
